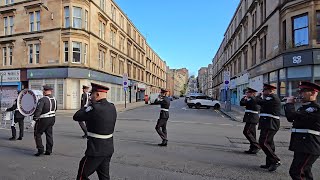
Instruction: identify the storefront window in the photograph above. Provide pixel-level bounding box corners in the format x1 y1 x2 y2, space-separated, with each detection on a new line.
269 71 278 82
279 69 286 80
280 82 286 99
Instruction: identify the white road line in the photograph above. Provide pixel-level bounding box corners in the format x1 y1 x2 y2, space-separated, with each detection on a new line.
219 124 233 126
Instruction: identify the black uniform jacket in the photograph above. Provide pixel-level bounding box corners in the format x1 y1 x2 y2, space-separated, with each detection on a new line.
155 96 170 119
240 97 259 124
256 94 281 131
285 102 320 155
33 95 57 121
6 99 25 119
73 99 117 157
80 92 89 108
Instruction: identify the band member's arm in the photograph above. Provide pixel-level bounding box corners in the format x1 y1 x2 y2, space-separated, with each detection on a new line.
80 94 85 108
239 97 247 106
255 95 266 105
33 98 45 121
73 106 93 122
6 100 17 111
284 103 299 122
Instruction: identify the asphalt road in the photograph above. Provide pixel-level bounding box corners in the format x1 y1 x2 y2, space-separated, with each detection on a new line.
0 99 318 180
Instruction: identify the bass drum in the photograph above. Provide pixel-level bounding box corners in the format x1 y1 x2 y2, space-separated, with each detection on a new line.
17 90 43 117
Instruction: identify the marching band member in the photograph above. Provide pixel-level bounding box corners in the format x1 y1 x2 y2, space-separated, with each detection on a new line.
73 83 117 180
285 82 320 180
33 85 57 156
6 90 26 141
256 84 281 172
79 85 90 138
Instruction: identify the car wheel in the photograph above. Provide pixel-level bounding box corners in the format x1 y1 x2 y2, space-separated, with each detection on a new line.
195 103 201 109
213 104 220 110
188 105 193 108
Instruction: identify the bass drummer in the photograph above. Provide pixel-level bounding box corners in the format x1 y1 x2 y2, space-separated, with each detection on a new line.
5 90 26 141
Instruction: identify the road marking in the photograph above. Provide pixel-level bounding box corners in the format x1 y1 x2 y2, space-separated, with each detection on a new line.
219 124 233 126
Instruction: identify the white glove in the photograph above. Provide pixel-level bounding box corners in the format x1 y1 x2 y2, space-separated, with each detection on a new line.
26 120 36 129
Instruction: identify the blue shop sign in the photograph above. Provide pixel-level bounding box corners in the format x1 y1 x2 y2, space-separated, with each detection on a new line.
27 68 68 79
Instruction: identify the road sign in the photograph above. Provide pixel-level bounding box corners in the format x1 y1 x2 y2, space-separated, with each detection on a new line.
123 73 128 88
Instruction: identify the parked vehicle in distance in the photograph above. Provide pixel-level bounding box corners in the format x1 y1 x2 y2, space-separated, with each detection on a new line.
187 95 221 109
173 95 180 99
185 93 204 103
149 93 160 104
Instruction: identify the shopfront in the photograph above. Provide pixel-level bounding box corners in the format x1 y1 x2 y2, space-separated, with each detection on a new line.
236 73 249 106
27 67 128 109
0 69 27 110
230 79 237 105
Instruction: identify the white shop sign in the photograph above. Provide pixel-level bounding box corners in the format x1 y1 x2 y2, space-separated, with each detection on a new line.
0 70 20 82
249 75 263 92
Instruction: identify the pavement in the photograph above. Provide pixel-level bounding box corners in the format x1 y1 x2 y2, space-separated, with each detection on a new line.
0 99 318 180
218 101 292 129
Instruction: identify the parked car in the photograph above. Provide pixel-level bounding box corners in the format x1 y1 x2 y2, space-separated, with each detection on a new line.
173 95 180 99
184 93 204 103
187 95 221 109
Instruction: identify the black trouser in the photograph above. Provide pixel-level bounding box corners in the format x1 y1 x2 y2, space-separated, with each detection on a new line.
11 118 24 138
79 121 88 135
155 118 168 140
243 123 260 150
77 156 111 180
289 152 319 180
259 129 281 165
34 117 55 153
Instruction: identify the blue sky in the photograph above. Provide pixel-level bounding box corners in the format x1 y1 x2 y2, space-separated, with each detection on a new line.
114 0 240 76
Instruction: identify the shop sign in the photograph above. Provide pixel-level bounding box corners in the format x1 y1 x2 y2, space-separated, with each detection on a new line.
249 56 283 78
28 68 68 79
284 50 313 67
236 73 249 85
0 70 20 82
137 83 146 89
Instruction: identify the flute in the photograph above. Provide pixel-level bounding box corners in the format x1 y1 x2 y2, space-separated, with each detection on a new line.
281 97 302 102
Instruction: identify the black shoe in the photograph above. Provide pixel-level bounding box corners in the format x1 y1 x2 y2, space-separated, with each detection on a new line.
244 148 260 154
44 152 51 155
9 137 16 141
17 137 22 140
260 164 270 169
82 134 87 139
34 151 44 156
158 140 168 146
268 162 281 172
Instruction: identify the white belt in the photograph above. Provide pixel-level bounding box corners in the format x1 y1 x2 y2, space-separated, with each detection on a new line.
39 113 56 118
291 128 320 136
245 110 259 114
259 113 280 119
161 109 169 112
87 132 113 139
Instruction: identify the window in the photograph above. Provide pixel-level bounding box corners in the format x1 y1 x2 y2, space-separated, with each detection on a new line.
127 23 131 36
252 43 257 66
72 42 81 63
119 60 124 75
64 41 68 62
110 29 116 46
111 5 116 21
8 47 12 65
85 10 88 30
260 0 266 23
316 12 320 43
100 0 105 11
29 11 40 32
283 20 287 49
28 44 33 63
244 21 248 40
4 17 8 35
9 16 13 35
3 47 7 66
36 11 40 31
245 0 248 11
252 11 256 32
5 0 14 5
260 35 267 61
110 55 115 72
120 15 124 29
119 35 125 52
64 6 70 28
238 56 241 73
35 44 40 64
127 63 131 77
292 14 309 47
127 42 131 57
133 66 136 79
99 21 105 40
98 50 105 69
84 44 88 64
73 7 82 29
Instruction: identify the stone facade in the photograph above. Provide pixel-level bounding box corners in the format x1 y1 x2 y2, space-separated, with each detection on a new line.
0 0 166 109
